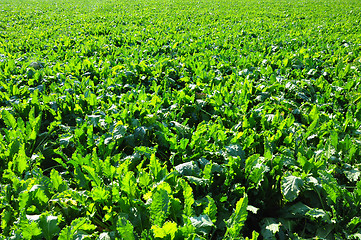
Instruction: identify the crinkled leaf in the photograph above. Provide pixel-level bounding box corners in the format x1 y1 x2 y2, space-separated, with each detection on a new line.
151 221 177 238
179 179 194 216
279 202 311 218
190 214 214 235
175 161 200 176
223 144 245 159
281 175 303 202
306 208 331 223
344 168 361 182
50 169 63 191
21 220 42 240
91 186 109 202
87 115 101 126
226 196 248 237
121 171 137 198
1 110 17 129
117 217 135 240
260 218 281 240
150 188 169 226
319 171 340 204
14 146 28 174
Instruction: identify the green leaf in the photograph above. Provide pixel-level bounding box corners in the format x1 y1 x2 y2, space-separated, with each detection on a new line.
189 214 214 235
306 208 330 223
29 108 42 140
14 145 28 174
330 131 338 150
58 226 73 240
39 215 61 240
50 169 63 191
223 144 245 159
83 165 102 187
151 221 177 238
179 179 194 216
19 191 29 210
117 217 135 240
175 161 200 176
245 231 260 240
319 171 340 204
281 175 304 202
91 186 109 202
150 188 170 226
203 196 217 223
1 110 17 129
344 168 361 182
170 121 191 138
245 154 260 175
1 207 13 235
58 218 96 240
226 196 248 237
260 218 281 240
121 171 137 198
21 220 42 240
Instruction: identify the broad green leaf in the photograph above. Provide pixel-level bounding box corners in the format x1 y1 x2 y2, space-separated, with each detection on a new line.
1 207 13 234
14 145 28 174
1 110 17 129
50 169 63 191
59 217 97 240
91 186 109 202
179 179 194 216
19 191 29 211
170 121 191 138
226 196 248 237
344 168 361 182
39 215 61 240
245 154 260 175
9 140 20 158
306 208 330 223
150 188 170 226
203 196 217 223
260 218 281 240
121 171 137 198
281 175 303 202
21 220 42 240
29 108 42 140
117 217 135 240
248 163 268 188
175 161 200 176
58 226 73 240
223 144 245 159
189 214 214 235
330 131 338 150
319 171 340 204
34 187 49 205
151 221 177 238
83 165 102 187
316 224 334 239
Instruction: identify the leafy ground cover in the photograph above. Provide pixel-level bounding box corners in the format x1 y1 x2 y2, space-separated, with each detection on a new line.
1 0 361 239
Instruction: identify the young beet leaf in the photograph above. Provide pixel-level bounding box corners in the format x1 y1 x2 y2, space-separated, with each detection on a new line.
281 175 304 202
225 195 248 238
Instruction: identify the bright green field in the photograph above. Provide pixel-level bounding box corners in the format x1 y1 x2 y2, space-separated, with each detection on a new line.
1 0 361 239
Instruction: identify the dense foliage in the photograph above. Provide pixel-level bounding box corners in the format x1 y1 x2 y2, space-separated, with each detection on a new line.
1 0 361 239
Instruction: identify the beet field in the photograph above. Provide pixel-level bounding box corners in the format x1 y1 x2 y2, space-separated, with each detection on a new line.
1 0 361 239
